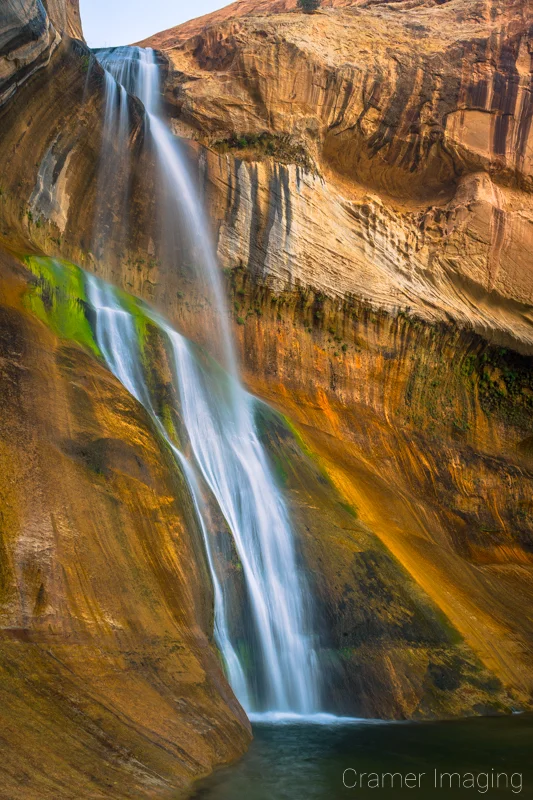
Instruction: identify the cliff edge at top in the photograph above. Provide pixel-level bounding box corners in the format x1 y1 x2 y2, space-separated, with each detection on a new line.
138 0 455 49
43 0 83 40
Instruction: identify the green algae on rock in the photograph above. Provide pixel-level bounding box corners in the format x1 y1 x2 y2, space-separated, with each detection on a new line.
23 255 101 356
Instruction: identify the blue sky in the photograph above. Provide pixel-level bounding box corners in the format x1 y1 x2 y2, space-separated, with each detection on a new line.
79 0 230 48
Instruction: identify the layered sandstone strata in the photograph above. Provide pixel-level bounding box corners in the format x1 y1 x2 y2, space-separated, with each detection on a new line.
0 6 532 791
142 0 533 707
43 0 83 39
146 0 533 350
0 249 251 799
0 3 252 797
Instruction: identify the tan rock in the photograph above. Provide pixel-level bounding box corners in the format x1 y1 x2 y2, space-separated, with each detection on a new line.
0 0 532 755
43 0 84 40
0 249 251 798
0 0 61 106
145 0 533 349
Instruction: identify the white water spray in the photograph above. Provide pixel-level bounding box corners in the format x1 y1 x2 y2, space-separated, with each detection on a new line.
93 46 321 715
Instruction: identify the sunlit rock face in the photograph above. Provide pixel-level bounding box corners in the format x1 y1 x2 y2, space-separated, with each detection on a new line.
0 2 160 289
0 1 80 108
0 1 61 105
144 0 533 710
0 1 532 782
147 0 533 350
0 2 221 353
42 0 84 40
0 250 251 798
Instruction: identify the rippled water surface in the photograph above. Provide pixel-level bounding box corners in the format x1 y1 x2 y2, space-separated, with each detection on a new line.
190 715 533 799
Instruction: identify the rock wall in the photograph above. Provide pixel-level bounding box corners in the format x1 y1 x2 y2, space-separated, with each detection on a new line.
0 0 61 106
0 250 251 799
43 0 83 39
223 269 533 703
0 3 532 787
257 404 525 718
0 4 252 796
143 0 533 709
151 0 533 351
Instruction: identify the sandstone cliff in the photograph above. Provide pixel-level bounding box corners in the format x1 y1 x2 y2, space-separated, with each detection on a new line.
43 0 83 40
0 249 251 799
148 0 533 350
144 0 533 709
0 3 252 797
0 1 533 795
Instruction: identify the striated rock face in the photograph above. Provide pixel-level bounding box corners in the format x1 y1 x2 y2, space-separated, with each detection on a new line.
0 3 253 796
148 0 533 350
138 0 441 49
257 402 526 719
226 273 533 705
0 0 80 109
0 0 61 105
0 4 532 793
43 0 83 40
142 0 533 708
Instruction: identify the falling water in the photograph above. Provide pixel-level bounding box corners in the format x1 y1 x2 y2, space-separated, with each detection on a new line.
96 46 235 373
93 47 320 716
92 63 131 259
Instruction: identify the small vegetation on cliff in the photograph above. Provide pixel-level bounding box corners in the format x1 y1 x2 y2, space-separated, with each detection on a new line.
297 0 321 12
80 54 91 74
212 132 314 172
475 348 533 429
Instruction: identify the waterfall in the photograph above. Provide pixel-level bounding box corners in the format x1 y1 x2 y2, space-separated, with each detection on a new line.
92 65 130 260
93 46 321 717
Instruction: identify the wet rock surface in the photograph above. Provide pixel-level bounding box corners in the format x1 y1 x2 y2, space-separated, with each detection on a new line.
0 1 533 796
0 249 251 799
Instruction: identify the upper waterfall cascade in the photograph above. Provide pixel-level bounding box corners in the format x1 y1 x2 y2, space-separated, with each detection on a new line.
93 46 322 716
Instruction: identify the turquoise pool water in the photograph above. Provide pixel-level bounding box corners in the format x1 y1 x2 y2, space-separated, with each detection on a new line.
190 714 532 799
